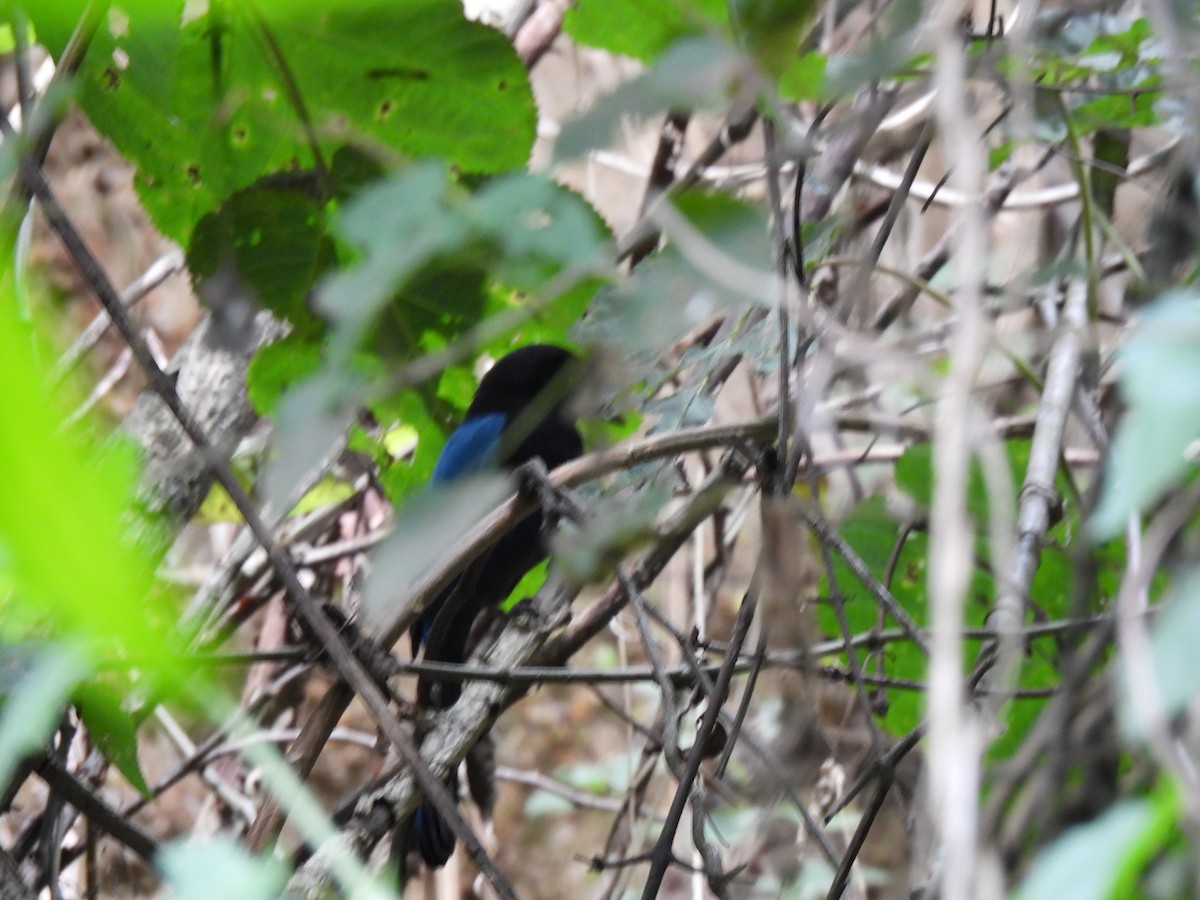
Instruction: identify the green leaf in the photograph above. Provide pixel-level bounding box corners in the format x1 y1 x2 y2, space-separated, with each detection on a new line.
187 185 334 334
1013 794 1174 900
21 1 91 56
0 285 176 680
73 680 150 796
1119 567 1200 740
564 0 728 61
1092 291 1200 537
728 0 819 77
1069 77 1160 133
246 334 325 414
158 837 288 900
552 488 670 585
817 497 928 736
778 51 827 101
896 440 1061 531
260 368 369 511
315 162 472 346
0 644 87 792
77 0 535 243
474 174 612 287
555 36 748 162
581 193 768 356
361 473 512 626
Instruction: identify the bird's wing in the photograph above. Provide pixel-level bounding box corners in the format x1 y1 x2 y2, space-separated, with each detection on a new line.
431 412 506 483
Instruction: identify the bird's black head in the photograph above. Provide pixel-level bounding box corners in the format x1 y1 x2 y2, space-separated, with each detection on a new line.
466 344 580 422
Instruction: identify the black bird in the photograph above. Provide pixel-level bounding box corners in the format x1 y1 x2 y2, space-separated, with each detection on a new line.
403 343 583 869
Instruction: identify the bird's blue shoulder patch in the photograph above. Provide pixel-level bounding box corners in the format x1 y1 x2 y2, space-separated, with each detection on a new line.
431 413 506 483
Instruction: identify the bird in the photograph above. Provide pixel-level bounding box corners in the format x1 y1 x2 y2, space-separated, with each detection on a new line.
401 343 584 870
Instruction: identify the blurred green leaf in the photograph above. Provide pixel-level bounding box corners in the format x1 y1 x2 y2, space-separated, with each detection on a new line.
1013 792 1175 900
0 286 175 679
317 165 607 357
779 51 827 101
260 368 369 511
565 0 727 61
1119 567 1200 740
555 36 749 162
645 389 716 432
316 162 467 345
582 193 768 357
361 473 511 626
158 837 287 900
728 0 819 78
555 754 634 794
523 788 573 818
553 488 670 585
74 680 150 796
0 644 87 793
19 1 88 55
246 334 325 415
1092 292 1200 537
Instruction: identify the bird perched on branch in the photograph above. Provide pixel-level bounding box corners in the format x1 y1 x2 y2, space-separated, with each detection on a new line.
400 343 584 870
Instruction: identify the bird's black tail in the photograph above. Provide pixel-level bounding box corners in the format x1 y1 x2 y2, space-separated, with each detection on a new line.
393 770 459 874
392 740 497 877
413 794 457 868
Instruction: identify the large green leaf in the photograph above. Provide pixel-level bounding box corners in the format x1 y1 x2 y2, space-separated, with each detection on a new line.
187 184 334 334
76 0 535 243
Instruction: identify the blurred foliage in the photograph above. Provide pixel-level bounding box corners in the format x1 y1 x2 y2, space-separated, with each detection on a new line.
0 284 180 799
158 837 288 900
4 0 1200 896
564 0 727 62
1093 291 1200 536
